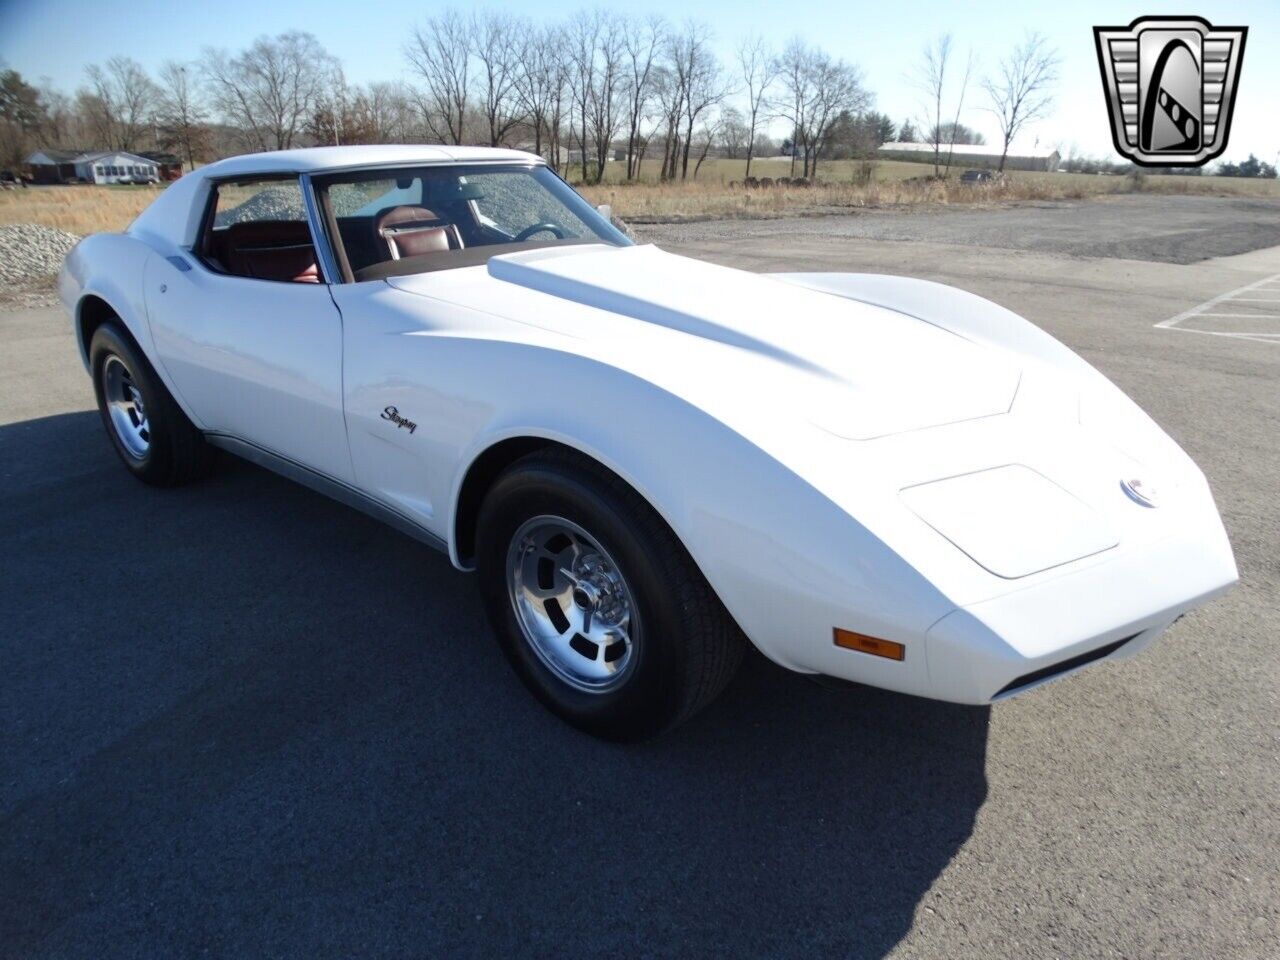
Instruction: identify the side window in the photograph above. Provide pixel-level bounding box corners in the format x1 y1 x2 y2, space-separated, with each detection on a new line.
201 178 321 284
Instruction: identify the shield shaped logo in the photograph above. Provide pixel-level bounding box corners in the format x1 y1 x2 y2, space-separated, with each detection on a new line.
1094 16 1247 166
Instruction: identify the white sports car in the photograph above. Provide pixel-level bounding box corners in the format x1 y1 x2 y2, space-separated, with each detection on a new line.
60 145 1237 739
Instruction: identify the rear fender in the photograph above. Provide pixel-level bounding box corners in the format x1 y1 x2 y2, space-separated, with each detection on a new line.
62 233 158 369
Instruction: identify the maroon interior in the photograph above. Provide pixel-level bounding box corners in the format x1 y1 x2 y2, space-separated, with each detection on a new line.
209 221 320 283
375 205 463 258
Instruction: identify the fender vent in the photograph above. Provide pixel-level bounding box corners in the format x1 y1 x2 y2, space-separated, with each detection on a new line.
993 634 1138 699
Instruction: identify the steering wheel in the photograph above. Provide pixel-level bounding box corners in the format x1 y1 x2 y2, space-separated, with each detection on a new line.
515 222 567 241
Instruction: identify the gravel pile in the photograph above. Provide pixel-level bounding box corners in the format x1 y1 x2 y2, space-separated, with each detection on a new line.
214 186 306 226
0 223 81 288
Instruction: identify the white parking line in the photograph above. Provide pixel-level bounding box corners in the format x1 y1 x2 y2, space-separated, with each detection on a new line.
1156 272 1280 344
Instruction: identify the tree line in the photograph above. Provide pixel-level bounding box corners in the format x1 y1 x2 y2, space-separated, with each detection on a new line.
1 16 1125 182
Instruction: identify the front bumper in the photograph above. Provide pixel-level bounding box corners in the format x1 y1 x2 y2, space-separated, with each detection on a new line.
923 525 1237 704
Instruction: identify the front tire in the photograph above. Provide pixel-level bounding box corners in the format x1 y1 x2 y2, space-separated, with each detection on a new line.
89 321 213 486
476 448 743 741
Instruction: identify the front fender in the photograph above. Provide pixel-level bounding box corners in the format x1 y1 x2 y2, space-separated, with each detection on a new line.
440 345 955 690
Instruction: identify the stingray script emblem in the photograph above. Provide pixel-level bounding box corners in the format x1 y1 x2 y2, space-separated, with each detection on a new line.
381 405 418 434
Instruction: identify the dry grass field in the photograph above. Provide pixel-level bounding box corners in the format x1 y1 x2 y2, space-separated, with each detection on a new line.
575 156 1280 219
0 183 166 234
3 158 1278 235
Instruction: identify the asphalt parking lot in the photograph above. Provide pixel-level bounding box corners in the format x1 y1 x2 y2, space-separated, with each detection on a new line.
2 194 1278 959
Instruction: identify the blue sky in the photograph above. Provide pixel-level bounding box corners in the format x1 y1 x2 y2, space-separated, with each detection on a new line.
1 0 1275 163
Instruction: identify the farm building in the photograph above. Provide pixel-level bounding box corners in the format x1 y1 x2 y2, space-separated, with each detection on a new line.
26 149 162 184
877 142 1061 172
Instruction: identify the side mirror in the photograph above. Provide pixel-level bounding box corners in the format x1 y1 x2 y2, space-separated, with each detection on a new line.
596 203 612 221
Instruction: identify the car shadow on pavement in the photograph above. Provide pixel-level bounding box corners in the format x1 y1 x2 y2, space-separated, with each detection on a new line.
0 412 989 960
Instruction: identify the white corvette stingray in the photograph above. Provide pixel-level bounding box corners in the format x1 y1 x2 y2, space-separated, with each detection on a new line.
59 146 1237 739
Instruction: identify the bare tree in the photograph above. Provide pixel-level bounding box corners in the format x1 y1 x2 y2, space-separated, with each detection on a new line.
359 81 418 143
621 15 664 179
202 32 337 152
587 13 625 182
566 11 599 180
737 35 777 179
473 11 524 146
673 21 724 180
983 32 1059 172
309 72 415 146
805 54 871 179
155 61 208 168
775 38 813 178
516 25 569 166
83 56 157 151
652 60 684 181
564 10 625 183
914 33 951 176
692 112 721 178
941 48 974 176
405 10 472 145
308 63 350 146
774 43 869 179
718 105 749 159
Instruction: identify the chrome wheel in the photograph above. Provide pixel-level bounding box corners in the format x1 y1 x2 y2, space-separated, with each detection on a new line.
102 354 150 459
507 516 638 693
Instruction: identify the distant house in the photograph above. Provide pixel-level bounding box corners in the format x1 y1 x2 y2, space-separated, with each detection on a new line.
25 149 82 183
138 151 184 181
877 141 1061 172
26 150 162 184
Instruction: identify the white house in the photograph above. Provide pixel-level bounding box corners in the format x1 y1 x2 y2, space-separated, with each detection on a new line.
27 150 161 184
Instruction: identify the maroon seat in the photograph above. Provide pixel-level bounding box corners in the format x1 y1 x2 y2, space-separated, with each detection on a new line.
222 220 319 283
375 205 463 259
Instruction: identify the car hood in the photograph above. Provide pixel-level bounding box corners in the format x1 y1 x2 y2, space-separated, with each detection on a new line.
385 243 1022 440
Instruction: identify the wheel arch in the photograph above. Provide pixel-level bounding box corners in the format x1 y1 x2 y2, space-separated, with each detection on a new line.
452 434 687 573
69 248 204 429
75 293 130 367
452 435 561 568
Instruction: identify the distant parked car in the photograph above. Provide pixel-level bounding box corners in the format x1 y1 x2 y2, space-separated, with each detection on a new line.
0 170 24 189
960 169 1004 185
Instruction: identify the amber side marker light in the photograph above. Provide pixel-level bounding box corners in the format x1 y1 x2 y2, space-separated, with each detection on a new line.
833 628 905 661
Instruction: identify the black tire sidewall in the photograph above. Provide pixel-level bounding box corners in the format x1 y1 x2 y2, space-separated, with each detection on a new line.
476 461 688 740
89 324 169 480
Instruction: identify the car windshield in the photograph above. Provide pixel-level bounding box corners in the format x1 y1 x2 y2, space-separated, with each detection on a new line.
317 163 629 281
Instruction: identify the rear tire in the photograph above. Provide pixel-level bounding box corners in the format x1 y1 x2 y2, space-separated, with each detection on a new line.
476 448 743 741
89 321 214 486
